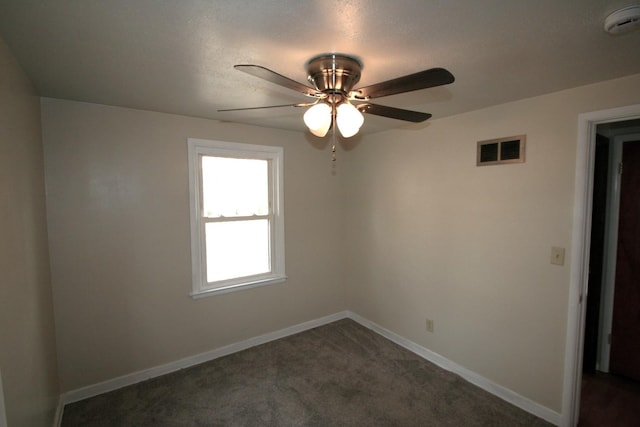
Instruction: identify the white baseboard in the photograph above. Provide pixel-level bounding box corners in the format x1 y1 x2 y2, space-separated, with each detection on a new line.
346 311 561 426
59 310 560 426
60 311 349 406
0 369 7 427
53 395 64 427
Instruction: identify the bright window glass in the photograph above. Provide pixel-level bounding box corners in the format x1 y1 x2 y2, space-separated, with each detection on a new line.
201 157 269 218
205 219 270 282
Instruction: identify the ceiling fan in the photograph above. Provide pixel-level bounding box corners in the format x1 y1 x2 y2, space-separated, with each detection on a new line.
220 53 455 139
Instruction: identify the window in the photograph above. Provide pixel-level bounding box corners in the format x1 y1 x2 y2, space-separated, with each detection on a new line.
188 138 285 298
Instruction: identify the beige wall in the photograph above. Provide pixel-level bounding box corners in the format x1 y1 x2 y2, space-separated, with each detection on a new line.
342 73 640 412
0 39 60 426
41 99 347 392
38 68 640 415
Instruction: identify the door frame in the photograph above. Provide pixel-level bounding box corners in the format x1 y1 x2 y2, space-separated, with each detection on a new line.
598 132 640 373
563 104 640 427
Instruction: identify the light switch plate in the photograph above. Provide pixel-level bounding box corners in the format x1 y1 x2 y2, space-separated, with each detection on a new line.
426 319 434 333
551 247 565 265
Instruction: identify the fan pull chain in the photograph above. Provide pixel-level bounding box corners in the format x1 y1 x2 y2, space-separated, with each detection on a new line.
331 102 337 161
331 70 337 161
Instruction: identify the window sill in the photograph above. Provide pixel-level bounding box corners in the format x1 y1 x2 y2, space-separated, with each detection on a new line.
190 275 287 299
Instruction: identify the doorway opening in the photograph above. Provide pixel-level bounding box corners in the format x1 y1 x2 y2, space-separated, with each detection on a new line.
564 105 640 427
579 120 640 426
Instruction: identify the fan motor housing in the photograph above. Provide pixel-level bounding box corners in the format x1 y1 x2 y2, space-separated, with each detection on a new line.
306 54 362 96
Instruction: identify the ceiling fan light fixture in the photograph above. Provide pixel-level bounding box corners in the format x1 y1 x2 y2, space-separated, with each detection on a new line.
336 102 364 138
304 102 332 137
226 54 455 146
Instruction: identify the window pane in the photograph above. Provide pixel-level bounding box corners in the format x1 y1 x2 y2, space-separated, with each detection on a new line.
201 156 269 218
205 219 270 283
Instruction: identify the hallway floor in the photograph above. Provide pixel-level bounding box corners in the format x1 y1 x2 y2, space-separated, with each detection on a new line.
579 372 640 426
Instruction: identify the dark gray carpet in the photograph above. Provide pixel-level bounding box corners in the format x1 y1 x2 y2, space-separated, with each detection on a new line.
62 319 552 426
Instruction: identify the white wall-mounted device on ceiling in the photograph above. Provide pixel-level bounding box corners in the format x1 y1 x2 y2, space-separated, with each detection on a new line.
604 5 640 34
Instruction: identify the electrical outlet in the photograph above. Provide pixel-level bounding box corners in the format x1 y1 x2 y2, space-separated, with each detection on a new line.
551 247 565 265
426 319 434 333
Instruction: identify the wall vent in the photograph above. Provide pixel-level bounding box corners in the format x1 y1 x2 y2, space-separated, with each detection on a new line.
477 135 526 166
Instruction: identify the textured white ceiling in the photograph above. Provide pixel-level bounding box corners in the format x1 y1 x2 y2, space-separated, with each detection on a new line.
1 0 639 135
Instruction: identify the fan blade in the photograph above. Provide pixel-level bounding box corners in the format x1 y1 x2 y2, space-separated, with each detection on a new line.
350 68 454 100
357 103 432 123
235 65 322 98
218 102 316 112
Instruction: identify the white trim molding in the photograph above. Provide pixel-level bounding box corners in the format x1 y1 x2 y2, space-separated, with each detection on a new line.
0 369 7 427
59 310 559 425
348 313 561 426
53 396 64 427
60 311 349 406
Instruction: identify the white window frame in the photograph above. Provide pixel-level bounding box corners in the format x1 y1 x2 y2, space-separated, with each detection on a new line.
187 138 286 298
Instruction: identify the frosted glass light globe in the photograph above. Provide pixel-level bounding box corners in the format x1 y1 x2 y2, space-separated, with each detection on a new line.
336 103 364 138
303 103 332 137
